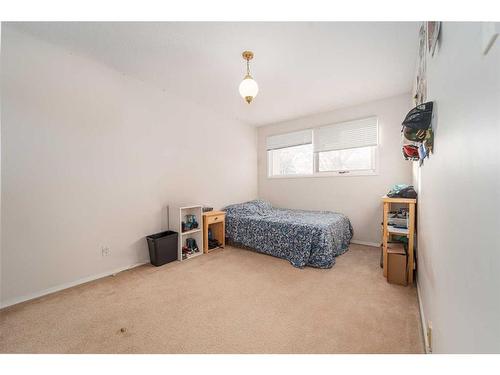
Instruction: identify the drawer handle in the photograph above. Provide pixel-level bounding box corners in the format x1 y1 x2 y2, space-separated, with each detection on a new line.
214 217 218 220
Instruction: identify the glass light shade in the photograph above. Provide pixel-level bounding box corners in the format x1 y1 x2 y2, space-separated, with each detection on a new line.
239 76 259 103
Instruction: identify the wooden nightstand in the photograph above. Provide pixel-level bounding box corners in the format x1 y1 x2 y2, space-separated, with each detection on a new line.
202 211 226 253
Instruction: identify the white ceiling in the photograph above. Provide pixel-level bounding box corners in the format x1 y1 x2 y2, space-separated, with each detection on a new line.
9 22 419 126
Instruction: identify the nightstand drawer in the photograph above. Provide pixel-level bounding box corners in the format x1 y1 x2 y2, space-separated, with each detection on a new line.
206 214 224 225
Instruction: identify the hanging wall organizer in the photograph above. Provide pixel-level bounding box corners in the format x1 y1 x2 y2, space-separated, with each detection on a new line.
405 21 441 164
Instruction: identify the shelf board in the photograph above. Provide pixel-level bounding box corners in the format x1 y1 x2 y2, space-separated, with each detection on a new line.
182 251 202 261
179 205 203 210
180 228 202 236
382 195 416 204
207 245 224 253
387 225 409 236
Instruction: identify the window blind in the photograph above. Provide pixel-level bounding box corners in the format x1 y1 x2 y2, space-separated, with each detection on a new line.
313 117 378 153
266 129 312 151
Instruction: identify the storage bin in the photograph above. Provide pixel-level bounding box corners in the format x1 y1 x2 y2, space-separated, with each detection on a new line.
387 243 408 286
146 230 178 266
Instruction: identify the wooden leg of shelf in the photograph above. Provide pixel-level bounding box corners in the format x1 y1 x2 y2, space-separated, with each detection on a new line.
408 203 416 284
221 220 225 248
383 202 389 278
203 221 208 254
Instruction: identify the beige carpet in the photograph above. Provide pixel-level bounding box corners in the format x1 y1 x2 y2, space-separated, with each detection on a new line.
0 244 424 353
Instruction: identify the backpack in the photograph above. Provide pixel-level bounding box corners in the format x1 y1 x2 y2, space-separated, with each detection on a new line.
402 101 433 130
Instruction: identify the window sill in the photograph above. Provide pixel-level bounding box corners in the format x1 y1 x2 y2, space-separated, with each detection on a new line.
267 170 379 179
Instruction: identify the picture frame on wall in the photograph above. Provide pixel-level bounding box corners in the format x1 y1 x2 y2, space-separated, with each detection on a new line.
427 21 441 56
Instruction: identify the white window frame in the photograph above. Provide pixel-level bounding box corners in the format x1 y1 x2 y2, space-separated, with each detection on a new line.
267 117 379 179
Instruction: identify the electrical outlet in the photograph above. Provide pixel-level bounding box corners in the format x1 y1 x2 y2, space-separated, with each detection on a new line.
427 322 433 353
101 246 111 257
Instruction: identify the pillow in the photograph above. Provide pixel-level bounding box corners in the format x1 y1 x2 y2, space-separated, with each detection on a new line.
223 202 255 215
224 200 272 216
250 199 272 211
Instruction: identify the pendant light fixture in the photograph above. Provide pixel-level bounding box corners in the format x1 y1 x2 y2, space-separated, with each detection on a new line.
238 50 259 104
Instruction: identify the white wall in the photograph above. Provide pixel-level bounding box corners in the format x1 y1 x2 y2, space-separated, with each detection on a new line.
257 94 412 244
415 22 500 353
0 24 2 307
0 27 257 306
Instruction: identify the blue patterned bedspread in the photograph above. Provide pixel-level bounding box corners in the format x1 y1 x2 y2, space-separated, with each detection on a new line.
224 200 353 268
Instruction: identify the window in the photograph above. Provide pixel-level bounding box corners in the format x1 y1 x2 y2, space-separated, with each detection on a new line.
267 117 378 177
267 129 313 177
314 117 377 175
269 143 313 176
318 146 375 173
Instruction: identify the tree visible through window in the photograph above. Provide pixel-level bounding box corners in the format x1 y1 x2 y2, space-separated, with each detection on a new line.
270 144 313 176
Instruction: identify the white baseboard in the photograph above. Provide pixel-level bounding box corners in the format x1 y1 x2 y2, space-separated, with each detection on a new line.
417 280 430 354
351 240 380 247
0 261 149 309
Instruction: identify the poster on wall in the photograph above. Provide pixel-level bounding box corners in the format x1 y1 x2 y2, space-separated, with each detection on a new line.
413 24 427 106
427 21 441 56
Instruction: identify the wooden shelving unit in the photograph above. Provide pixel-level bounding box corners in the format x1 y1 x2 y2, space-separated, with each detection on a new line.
381 196 416 284
169 205 204 261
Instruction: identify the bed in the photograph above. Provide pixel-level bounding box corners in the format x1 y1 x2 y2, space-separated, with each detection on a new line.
224 200 353 268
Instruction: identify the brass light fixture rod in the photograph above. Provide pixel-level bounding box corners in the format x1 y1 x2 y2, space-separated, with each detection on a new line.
242 51 254 78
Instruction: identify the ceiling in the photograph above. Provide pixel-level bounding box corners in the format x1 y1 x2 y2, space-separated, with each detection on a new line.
8 22 419 126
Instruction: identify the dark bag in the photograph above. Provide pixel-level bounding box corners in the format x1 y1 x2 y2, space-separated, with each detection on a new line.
402 101 433 130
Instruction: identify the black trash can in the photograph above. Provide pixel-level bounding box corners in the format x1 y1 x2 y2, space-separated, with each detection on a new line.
146 231 178 266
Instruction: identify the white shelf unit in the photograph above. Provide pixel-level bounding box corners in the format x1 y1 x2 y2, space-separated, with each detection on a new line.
169 205 204 261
